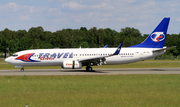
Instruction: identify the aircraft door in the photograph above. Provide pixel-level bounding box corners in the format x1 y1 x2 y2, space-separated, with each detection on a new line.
139 52 143 59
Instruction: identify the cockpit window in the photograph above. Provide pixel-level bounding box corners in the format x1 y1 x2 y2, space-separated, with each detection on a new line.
12 54 18 57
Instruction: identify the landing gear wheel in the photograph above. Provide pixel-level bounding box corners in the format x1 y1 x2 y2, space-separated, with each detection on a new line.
89 67 92 71
21 68 24 72
86 67 93 71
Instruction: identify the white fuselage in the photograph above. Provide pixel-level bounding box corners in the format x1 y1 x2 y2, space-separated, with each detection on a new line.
5 47 164 67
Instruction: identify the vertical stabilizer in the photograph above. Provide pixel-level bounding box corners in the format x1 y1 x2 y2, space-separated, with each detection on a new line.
130 17 170 48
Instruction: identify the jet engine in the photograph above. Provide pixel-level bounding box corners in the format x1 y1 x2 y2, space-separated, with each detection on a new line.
62 61 82 69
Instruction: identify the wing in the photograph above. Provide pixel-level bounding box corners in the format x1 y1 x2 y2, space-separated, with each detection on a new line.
77 43 123 66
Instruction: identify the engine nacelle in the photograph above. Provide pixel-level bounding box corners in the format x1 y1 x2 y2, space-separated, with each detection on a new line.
62 61 82 69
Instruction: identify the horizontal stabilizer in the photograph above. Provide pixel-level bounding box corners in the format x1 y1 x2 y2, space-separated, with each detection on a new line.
153 46 176 52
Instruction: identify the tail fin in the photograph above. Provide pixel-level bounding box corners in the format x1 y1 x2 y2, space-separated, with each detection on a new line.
130 17 170 48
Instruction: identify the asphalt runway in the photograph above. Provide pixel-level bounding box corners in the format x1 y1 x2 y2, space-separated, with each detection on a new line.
0 68 180 75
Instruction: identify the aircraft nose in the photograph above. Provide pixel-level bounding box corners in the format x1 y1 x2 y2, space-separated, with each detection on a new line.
5 57 11 63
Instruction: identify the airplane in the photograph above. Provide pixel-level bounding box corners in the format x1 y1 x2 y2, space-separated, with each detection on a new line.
5 17 175 71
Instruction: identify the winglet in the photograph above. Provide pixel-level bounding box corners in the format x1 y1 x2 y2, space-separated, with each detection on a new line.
104 44 108 48
113 43 123 55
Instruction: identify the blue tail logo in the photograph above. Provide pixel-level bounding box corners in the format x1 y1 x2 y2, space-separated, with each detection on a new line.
151 32 165 42
130 17 170 48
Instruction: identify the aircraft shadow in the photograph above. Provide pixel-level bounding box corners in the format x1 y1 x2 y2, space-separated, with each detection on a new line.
59 69 106 73
5 69 107 73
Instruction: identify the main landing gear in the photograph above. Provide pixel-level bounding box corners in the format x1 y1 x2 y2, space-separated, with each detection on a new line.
86 66 93 71
21 68 24 72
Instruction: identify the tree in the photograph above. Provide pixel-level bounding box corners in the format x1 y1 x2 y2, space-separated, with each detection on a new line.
80 27 87 32
120 27 142 38
79 41 89 48
88 27 98 47
0 26 180 58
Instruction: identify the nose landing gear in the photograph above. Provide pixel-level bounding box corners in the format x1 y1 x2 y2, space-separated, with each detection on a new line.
15 66 24 72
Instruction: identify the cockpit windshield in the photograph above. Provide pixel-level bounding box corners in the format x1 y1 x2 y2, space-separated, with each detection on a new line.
12 54 18 57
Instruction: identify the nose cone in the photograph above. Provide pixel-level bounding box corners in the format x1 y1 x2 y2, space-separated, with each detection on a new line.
5 57 11 63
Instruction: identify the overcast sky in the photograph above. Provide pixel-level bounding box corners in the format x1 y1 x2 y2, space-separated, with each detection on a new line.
0 0 179 34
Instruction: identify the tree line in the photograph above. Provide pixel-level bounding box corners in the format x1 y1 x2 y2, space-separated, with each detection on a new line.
0 26 179 57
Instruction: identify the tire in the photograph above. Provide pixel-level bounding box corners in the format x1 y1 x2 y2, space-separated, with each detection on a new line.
89 67 92 71
21 68 24 72
86 67 93 71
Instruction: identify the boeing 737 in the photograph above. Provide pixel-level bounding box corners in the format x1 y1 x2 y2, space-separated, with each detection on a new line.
5 17 175 71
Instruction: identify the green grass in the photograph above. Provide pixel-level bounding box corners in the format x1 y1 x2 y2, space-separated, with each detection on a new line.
1 59 180 106
0 75 180 107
